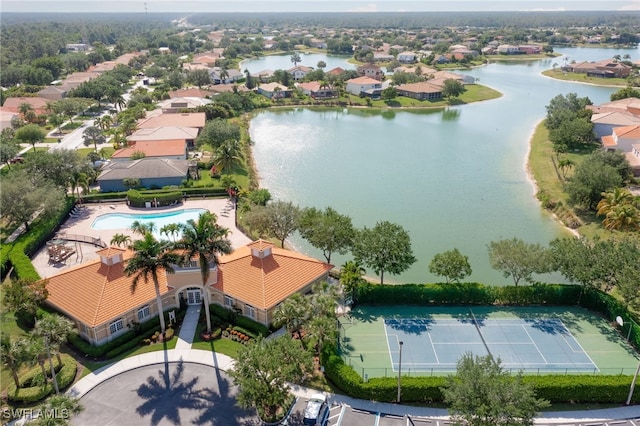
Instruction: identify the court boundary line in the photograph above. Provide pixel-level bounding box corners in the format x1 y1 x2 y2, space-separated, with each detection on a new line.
380 316 599 372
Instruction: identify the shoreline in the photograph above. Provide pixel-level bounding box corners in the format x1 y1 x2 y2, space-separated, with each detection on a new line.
523 119 580 238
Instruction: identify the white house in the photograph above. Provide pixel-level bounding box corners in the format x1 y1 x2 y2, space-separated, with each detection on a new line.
345 76 382 97
288 65 313 81
601 125 640 153
397 51 417 63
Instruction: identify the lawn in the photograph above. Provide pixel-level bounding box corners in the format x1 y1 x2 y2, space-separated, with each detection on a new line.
541 69 629 87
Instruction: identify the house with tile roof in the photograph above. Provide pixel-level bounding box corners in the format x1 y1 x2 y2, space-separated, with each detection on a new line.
296 82 338 99
288 65 313 81
357 63 384 81
601 125 640 154
346 76 382 97
97 158 190 192
110 140 188 162
44 241 332 345
592 111 640 139
157 97 211 114
137 112 206 131
128 126 200 150
562 59 632 79
396 81 443 101
257 83 292 99
2 97 50 116
168 88 214 99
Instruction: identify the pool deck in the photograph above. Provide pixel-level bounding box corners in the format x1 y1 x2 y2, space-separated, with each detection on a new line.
32 198 252 279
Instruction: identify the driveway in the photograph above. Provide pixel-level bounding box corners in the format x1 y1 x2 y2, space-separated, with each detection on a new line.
72 361 259 426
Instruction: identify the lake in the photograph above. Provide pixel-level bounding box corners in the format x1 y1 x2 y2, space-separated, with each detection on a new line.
247 46 639 284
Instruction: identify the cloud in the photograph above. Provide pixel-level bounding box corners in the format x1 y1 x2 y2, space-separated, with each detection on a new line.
618 2 640 10
348 3 378 12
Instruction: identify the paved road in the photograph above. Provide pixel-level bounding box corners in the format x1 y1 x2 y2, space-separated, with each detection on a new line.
72 362 259 426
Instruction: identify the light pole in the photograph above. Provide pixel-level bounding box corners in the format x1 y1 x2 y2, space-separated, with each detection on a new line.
397 341 403 403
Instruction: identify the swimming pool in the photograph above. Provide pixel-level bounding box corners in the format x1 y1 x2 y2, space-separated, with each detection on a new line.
91 208 208 234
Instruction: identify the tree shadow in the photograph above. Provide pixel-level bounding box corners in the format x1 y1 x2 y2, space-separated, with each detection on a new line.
136 359 204 425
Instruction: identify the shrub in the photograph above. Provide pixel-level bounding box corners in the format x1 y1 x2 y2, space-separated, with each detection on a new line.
7 354 77 403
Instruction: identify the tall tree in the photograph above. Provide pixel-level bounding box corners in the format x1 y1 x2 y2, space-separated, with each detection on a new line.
0 171 65 231
176 212 232 333
110 233 132 248
429 248 472 283
442 353 549 426
34 314 74 366
298 207 355 264
596 188 640 231
340 260 366 304
290 52 302 67
351 221 416 284
213 139 243 172
230 336 312 421
487 238 551 286
15 123 46 151
273 293 310 337
124 233 182 334
245 201 300 248
0 336 30 388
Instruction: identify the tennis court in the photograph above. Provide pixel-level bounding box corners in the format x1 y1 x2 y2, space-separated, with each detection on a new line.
338 306 639 377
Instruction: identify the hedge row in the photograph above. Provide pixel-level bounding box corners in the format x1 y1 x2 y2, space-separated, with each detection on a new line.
68 308 187 359
357 283 582 306
7 354 77 403
81 186 227 203
126 189 183 208
323 351 638 404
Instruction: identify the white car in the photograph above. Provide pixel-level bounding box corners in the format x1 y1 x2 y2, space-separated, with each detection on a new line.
303 393 328 425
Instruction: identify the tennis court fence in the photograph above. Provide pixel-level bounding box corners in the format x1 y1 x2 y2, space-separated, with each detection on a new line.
342 362 639 378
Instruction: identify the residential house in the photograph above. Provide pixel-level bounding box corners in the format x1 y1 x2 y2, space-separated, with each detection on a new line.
431 71 475 85
562 59 632 79
297 82 338 99
591 111 640 139
601 125 640 153
589 98 640 116
397 51 417 63
357 64 384 81
210 84 250 94
257 83 292 99
627 145 640 177
168 88 214 99
97 158 190 192
251 69 276 83
211 68 243 85
65 43 89 52
518 45 542 54
43 240 331 345
37 86 69 101
345 76 382 97
158 47 171 55
2 97 50 116
373 52 394 62
0 110 18 131
110 140 188 162
326 67 345 77
193 51 223 67
288 65 313 81
395 81 442 101
309 39 327 49
128 126 200 150
497 44 522 55
157 97 211 114
137 112 206 133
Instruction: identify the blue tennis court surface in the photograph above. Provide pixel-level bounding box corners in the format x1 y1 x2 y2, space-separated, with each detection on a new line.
384 317 597 372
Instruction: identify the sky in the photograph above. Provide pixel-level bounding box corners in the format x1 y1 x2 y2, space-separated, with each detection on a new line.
1 0 639 13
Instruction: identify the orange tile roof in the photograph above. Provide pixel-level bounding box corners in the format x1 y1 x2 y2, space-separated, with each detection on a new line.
347 76 380 85
44 250 170 327
2 97 50 114
111 140 187 159
168 88 214 98
138 112 206 129
214 240 333 310
614 125 640 139
601 135 617 147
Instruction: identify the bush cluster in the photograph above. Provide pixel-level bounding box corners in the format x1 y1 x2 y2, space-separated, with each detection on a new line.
7 354 77 403
209 304 269 337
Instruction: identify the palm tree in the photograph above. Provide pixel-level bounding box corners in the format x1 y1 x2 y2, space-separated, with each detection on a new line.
597 188 640 231
131 220 156 236
19 102 34 120
213 139 243 173
160 223 181 242
0 336 29 388
94 115 113 134
35 314 74 366
273 293 309 337
33 394 83 426
110 94 127 112
219 67 229 84
119 119 138 137
176 212 232 333
305 315 337 356
557 158 575 179
69 171 90 204
124 233 182 334
290 52 302 67
340 260 366 304
82 126 106 151
220 175 238 199
110 233 132 248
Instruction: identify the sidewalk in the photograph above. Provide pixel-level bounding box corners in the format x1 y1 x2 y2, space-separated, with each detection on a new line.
66 308 640 424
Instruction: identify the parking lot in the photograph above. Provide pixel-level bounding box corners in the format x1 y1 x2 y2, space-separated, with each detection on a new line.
285 396 640 426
